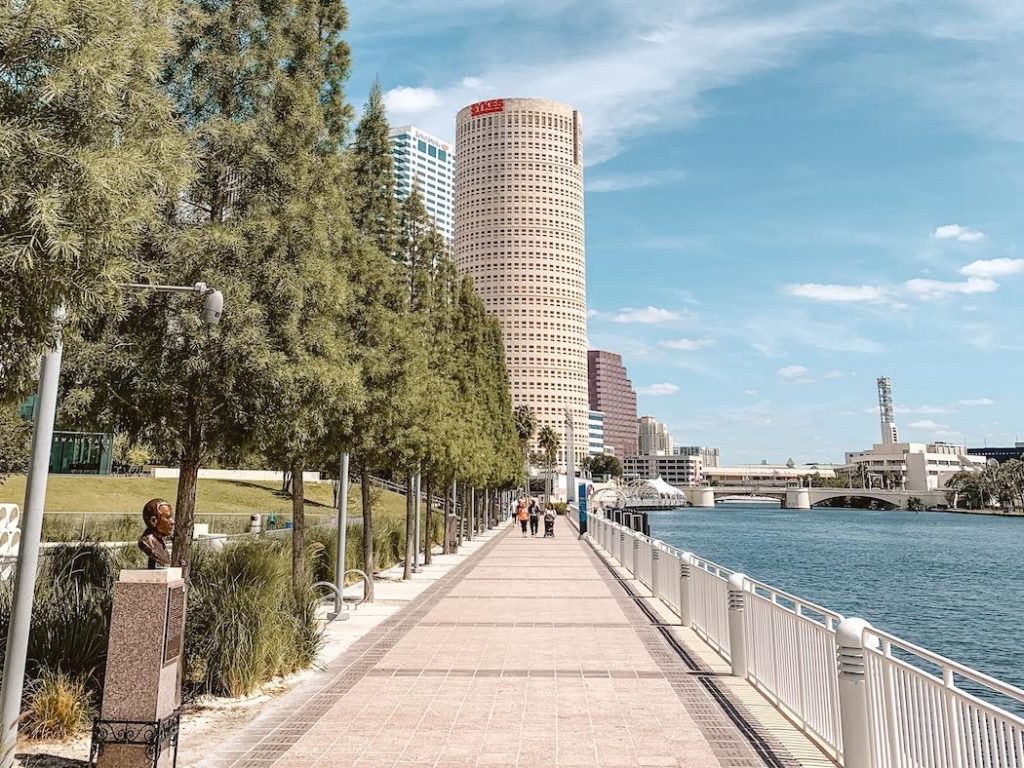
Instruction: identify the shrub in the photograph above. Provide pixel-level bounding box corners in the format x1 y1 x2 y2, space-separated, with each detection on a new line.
183 540 322 699
21 669 92 740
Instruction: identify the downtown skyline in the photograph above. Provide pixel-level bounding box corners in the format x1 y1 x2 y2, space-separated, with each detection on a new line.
348 0 1024 463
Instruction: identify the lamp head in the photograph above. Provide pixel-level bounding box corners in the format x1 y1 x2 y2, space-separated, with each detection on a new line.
201 289 223 325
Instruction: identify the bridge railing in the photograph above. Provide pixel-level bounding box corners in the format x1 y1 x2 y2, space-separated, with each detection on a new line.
584 509 1024 768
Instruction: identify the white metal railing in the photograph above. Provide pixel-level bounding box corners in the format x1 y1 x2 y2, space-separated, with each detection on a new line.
862 626 1024 768
689 554 732 659
582 508 1024 768
744 576 845 759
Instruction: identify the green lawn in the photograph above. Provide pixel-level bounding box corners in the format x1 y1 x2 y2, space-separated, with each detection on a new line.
0 475 408 540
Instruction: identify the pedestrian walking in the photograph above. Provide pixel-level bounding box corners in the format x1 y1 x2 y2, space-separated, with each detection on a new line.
517 499 529 537
528 497 540 536
543 505 556 538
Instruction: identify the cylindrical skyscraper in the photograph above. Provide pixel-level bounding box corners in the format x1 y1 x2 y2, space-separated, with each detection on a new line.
455 98 587 470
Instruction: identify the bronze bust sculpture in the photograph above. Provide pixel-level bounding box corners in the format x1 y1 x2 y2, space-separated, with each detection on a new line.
139 498 174 569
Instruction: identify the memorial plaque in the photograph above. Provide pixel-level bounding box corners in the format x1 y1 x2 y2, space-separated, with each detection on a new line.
163 585 185 664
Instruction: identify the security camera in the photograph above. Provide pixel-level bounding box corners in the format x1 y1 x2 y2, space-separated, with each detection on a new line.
201 289 224 325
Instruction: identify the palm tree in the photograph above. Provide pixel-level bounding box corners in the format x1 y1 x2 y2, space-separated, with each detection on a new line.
513 405 537 498
537 425 560 506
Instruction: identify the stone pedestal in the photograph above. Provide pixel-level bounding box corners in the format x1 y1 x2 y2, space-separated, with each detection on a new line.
92 569 185 768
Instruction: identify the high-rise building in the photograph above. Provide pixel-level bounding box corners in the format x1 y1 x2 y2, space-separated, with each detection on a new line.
673 445 720 468
587 350 638 459
390 125 455 243
455 98 587 467
587 410 606 457
877 376 899 445
638 416 673 456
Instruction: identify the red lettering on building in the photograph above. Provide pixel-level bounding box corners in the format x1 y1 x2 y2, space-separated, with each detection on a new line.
470 99 505 117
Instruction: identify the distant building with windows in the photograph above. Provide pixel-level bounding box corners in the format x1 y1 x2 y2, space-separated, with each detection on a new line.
673 445 720 468
389 125 455 243
623 454 702 487
967 444 1024 464
844 442 985 492
587 411 606 457
587 351 637 459
637 416 673 456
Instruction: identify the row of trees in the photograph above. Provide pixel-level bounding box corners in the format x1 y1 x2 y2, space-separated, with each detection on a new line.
1 0 521 595
947 461 1024 511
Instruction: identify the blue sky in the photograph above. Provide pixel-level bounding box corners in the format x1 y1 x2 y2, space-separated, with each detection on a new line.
348 0 1024 464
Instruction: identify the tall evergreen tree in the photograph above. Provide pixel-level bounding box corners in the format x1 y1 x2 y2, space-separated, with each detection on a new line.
63 0 359 574
349 79 397 257
0 0 188 401
342 86 421 598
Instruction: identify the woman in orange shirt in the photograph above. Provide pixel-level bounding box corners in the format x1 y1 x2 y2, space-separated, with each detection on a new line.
517 499 529 537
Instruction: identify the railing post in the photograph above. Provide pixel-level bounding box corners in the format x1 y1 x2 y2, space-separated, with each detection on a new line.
631 536 639 575
679 553 693 627
836 617 873 768
650 546 660 598
618 529 625 565
727 572 748 678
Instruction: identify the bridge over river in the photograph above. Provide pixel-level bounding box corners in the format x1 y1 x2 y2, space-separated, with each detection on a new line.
610 484 950 510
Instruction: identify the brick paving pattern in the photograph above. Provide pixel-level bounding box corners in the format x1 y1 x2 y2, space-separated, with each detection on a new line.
196 519 797 768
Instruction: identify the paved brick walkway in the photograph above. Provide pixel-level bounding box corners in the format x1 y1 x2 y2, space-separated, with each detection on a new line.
197 518 797 768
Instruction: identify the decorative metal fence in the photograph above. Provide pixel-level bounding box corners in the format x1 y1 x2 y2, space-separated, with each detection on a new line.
578 507 1024 768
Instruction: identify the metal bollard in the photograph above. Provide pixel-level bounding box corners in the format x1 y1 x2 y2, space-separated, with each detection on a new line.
631 537 639 576
836 617 874 768
618 530 625 565
650 546 660 598
727 572 748 678
679 553 693 627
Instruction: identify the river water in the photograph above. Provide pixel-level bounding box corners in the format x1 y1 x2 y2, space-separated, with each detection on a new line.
648 505 1024 691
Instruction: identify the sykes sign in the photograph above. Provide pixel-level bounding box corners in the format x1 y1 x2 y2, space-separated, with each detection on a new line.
470 99 504 117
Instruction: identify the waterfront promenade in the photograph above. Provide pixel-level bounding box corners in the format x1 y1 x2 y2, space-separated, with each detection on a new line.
195 518 815 768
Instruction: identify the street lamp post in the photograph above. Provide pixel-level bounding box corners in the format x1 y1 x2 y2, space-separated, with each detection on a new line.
564 408 576 505
0 283 221 767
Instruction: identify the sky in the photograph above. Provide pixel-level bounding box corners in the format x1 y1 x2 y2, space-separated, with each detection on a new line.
347 0 1024 464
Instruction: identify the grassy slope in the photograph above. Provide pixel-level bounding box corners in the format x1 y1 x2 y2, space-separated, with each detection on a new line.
0 475 406 519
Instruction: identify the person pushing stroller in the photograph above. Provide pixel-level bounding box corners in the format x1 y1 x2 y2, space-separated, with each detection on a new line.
543 505 556 538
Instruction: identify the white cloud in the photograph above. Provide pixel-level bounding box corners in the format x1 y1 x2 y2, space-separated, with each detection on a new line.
637 383 679 396
933 224 986 242
377 2 886 163
660 338 716 351
960 258 1024 278
744 389 758 396
904 276 998 299
383 86 442 114
777 365 813 384
588 168 687 193
586 308 601 318
957 398 994 406
785 283 894 304
823 370 846 379
610 306 693 324
908 419 949 430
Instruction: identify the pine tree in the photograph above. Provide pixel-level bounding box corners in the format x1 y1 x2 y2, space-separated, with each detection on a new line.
63 0 359 575
0 0 188 401
349 79 397 257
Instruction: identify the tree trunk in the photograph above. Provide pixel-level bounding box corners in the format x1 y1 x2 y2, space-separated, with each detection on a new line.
522 444 529 499
456 481 463 548
403 473 414 580
360 463 374 601
424 476 433 565
291 457 305 592
442 479 451 555
172 449 201 577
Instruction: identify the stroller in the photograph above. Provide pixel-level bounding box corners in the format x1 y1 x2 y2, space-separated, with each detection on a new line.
543 509 556 538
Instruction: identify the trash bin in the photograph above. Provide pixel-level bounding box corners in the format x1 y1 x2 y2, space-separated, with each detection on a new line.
249 514 262 534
